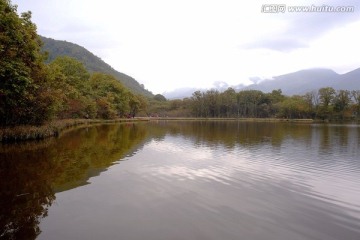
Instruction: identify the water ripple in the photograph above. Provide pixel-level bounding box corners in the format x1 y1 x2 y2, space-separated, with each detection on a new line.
137 132 360 237
37 123 360 240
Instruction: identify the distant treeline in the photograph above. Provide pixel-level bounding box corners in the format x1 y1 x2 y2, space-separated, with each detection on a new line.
161 88 360 120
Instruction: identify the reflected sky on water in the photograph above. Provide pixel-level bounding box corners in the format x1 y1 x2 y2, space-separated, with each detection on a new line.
1 121 360 240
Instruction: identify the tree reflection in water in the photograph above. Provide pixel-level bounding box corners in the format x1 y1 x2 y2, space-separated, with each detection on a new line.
0 123 148 239
1 121 358 239
0 142 56 239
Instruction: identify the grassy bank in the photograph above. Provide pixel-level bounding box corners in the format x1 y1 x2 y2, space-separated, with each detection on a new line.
0 118 149 142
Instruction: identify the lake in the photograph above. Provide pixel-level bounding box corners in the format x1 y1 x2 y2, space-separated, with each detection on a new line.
1 121 360 240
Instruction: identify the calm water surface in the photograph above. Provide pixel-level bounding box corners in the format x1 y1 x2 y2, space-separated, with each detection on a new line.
1 121 360 240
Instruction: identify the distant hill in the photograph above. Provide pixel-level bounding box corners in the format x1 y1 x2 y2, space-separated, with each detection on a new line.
244 68 360 95
164 68 360 99
333 68 360 91
40 36 153 97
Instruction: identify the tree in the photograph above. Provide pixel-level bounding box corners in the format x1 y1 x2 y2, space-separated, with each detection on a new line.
333 90 351 119
237 90 265 118
154 94 166 102
0 0 55 125
351 90 360 118
220 87 237 117
319 87 336 107
278 95 308 119
89 72 129 118
137 94 148 115
48 57 95 118
128 93 147 117
204 89 220 117
303 91 318 118
266 89 285 117
317 87 336 120
191 91 205 117
49 56 90 94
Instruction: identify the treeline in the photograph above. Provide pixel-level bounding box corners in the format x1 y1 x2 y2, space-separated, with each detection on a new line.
155 88 360 121
0 1 147 126
1 0 359 128
44 57 148 120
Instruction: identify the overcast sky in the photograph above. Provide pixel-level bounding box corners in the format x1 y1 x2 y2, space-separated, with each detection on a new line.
13 0 360 95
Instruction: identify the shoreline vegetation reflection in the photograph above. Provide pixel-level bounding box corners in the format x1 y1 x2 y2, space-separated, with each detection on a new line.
0 123 148 239
1 121 360 239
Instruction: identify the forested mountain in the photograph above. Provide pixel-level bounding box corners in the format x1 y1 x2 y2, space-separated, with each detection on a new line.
244 68 360 95
40 36 153 97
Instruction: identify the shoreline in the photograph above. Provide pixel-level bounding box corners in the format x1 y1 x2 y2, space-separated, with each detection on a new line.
2 117 358 143
0 118 149 143
146 117 315 122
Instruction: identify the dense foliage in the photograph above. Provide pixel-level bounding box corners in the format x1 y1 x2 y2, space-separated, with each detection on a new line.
0 0 54 125
46 56 148 120
40 36 153 97
152 88 360 121
0 0 147 126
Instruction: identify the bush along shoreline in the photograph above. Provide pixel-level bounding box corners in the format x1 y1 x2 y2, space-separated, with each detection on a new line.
0 118 149 143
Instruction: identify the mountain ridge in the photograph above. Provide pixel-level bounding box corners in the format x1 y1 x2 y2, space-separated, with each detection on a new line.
164 68 359 99
244 68 340 95
40 36 153 97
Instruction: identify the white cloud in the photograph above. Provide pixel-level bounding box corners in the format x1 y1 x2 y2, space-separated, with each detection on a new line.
13 0 360 94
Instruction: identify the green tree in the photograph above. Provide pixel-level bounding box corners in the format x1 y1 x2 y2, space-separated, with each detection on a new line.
49 56 90 94
278 95 308 119
303 91 317 118
267 89 285 117
317 87 336 120
89 72 129 118
352 90 360 118
0 0 55 125
154 94 167 102
333 90 351 119
128 93 141 117
190 91 204 117
204 89 220 117
220 87 237 117
136 94 148 116
49 57 95 118
237 90 265 118
319 87 336 107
